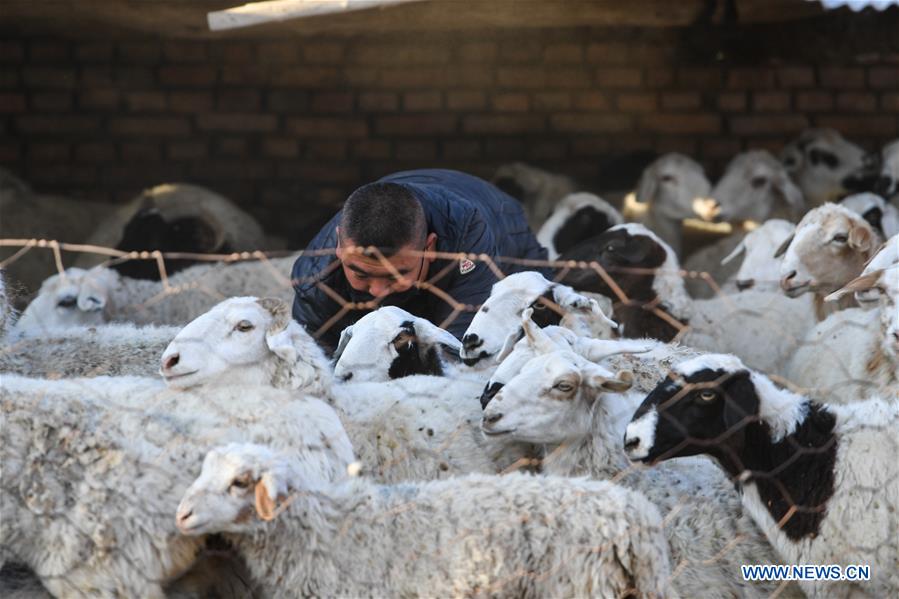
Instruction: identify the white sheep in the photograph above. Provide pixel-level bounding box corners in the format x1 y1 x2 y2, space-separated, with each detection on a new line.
625 353 899 598
482 327 791 598
839 191 899 239
0 375 354 598
459 270 617 366
176 442 674 598
160 296 528 480
0 270 13 339
491 162 576 229
778 203 881 317
781 128 874 208
719 219 795 293
631 152 712 257
0 323 178 379
536 192 624 259
332 305 492 384
17 254 297 331
876 138 899 203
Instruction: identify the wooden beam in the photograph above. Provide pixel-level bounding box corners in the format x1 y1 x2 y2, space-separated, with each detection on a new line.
207 0 421 32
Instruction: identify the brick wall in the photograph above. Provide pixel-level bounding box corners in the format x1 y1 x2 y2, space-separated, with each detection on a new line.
1 12 898 241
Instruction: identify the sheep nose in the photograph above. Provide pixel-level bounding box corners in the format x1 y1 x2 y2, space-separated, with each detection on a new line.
483 412 503 424
163 353 180 371
735 279 754 291
780 271 797 290
624 436 640 451
177 508 192 524
462 334 483 351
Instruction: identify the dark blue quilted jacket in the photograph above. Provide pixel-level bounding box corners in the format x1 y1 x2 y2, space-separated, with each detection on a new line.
291 169 548 352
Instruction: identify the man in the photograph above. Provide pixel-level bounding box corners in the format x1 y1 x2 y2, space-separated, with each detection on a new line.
291 169 548 352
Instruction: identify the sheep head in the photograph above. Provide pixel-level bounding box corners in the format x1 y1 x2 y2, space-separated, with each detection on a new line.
635 153 712 222
721 219 795 292
16 267 113 332
712 150 804 223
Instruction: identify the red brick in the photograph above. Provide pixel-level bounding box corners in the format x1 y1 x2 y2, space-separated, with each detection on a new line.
403 91 442 111
551 113 631 133
159 66 217 86
197 113 278 132
727 68 775 89
656 138 697 156
218 89 261 111
527 142 566 161
272 67 340 87
75 42 113 62
814 115 898 136
572 92 609 111
121 143 161 161
344 67 379 86
544 43 582 63
492 93 529 112
0 70 19 88
190 161 272 180
168 141 207 160
595 68 641 88
463 114 544 134
17 116 99 134
585 42 629 64
836 92 877 112
0 93 26 112
275 162 359 183
216 138 249 157
447 90 486 110
126 92 166 111
170 91 213 112
869 67 899 87
701 138 743 159
359 92 398 111
396 141 437 161
311 92 354 113
796 92 833 111
546 67 592 89
80 89 120 109
629 44 670 64
82 67 153 88
31 92 72 111
354 140 392 159
775 67 815 88
661 92 701 110
729 115 808 135
306 141 349 160
221 65 268 86
0 41 24 62
641 114 721 134
443 140 481 160
350 43 450 64
718 92 746 112
377 115 457 136
883 93 899 112
109 117 191 136
485 138 525 158
118 42 161 63
302 42 345 63
617 93 657 112
216 42 255 64
458 42 497 62
163 41 207 62
23 67 77 88
29 143 70 161
258 41 300 63
75 143 116 162
262 138 300 158
30 41 68 62
645 69 675 88
533 92 571 111
500 40 542 63
287 117 368 138
266 90 309 112
678 68 722 88
819 67 865 88
0 143 20 162
497 67 547 88
753 92 790 112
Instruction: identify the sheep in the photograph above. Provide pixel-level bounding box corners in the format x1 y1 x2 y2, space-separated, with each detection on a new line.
0 270 13 339
536 192 624 259
491 162 576 229
839 191 899 239
0 323 178 379
0 374 355 598
631 152 712 257
875 138 899 203
160 296 530 480
780 128 877 208
176 442 673 599
17 254 298 330
625 353 899 598
778 203 881 317
562 223 817 374
482 326 791 599
332 305 492 384
719 219 795 293
459 270 617 367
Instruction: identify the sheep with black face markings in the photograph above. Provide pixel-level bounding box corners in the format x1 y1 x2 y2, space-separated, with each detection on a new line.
625 353 899 599
875 139 899 203
839 192 899 240
536 192 624 259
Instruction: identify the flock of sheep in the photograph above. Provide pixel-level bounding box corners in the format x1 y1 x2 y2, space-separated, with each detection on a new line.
1 126 898 598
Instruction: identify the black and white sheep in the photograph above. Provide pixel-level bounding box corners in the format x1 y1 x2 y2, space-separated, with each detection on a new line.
536 192 624 259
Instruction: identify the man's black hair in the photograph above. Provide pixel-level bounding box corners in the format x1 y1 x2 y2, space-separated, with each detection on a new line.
340 182 427 255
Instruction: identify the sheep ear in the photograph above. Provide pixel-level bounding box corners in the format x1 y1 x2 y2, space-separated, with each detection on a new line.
825 269 883 302
720 239 746 266
411 318 462 353
333 325 353 361
773 234 794 258
575 338 654 362
257 297 291 333
584 364 633 393
254 471 289 522
552 286 618 329
848 221 874 254
522 309 557 354
495 328 523 363
265 326 298 364
774 176 805 217
635 166 657 203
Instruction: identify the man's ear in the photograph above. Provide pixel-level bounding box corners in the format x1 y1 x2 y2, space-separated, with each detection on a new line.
425 232 438 263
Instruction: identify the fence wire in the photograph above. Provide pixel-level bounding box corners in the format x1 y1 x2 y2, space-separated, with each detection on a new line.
0 238 896 599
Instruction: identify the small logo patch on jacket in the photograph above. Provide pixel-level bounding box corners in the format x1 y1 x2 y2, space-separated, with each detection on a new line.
459 258 476 274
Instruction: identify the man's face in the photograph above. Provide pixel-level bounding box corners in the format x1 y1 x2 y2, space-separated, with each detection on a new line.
335 229 437 298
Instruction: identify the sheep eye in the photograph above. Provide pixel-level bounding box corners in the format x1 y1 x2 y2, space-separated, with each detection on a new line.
57 296 77 308
554 381 575 392
831 233 849 244
230 475 252 490
235 320 255 332
660 174 676 184
750 176 767 189
698 390 717 402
